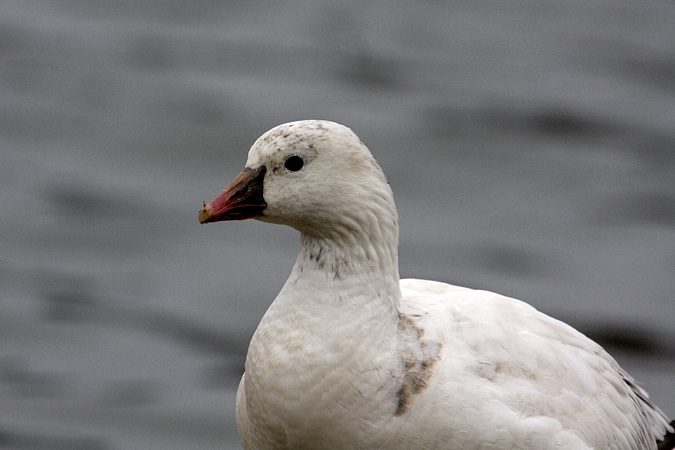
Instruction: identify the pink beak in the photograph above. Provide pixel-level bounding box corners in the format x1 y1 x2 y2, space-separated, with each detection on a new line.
199 166 267 224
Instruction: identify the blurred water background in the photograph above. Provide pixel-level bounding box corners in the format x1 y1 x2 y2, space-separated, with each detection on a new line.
1 1 674 449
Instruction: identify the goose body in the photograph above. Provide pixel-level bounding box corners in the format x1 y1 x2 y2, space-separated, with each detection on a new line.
199 120 673 449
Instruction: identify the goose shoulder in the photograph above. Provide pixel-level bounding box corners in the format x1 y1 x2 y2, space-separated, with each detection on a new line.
399 278 668 449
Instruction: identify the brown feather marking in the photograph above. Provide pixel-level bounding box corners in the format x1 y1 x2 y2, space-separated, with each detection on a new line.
395 314 441 416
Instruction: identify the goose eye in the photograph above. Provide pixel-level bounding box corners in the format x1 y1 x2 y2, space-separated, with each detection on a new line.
284 155 304 172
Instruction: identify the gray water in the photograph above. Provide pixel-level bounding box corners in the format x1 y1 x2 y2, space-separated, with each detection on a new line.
1 1 674 449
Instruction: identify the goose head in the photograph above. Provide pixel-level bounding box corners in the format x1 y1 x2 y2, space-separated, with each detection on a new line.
199 120 398 243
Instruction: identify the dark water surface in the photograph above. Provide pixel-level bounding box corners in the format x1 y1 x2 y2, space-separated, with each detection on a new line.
1 1 674 448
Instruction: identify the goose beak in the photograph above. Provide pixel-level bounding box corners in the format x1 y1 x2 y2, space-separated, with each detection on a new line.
199 166 267 224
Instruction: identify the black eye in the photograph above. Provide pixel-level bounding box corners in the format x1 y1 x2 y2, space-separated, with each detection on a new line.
284 155 304 172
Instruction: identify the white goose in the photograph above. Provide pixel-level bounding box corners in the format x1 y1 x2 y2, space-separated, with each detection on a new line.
199 120 673 450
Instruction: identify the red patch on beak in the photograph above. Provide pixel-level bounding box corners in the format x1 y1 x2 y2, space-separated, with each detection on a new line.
199 166 266 223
